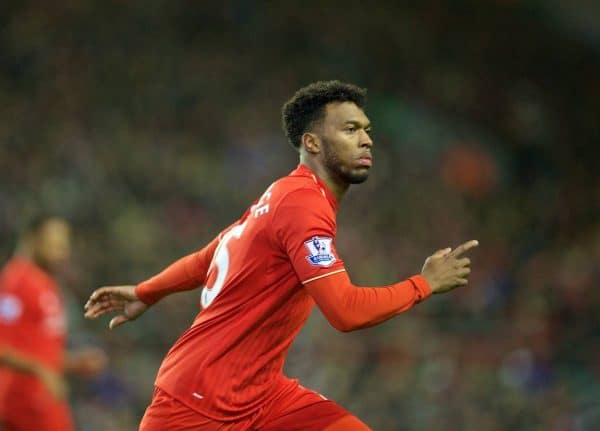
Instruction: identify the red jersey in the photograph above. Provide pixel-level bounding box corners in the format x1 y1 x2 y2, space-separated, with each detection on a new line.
155 164 347 420
0 258 67 403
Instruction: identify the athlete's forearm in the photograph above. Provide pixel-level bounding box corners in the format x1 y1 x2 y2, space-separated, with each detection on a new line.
0 345 50 377
305 271 431 332
0 345 67 399
135 236 219 305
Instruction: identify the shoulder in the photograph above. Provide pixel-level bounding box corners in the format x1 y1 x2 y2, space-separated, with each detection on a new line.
1 259 31 289
269 180 336 238
0 260 47 321
1 259 54 295
272 176 330 211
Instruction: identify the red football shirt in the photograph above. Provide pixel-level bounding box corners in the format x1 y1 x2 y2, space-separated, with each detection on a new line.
0 258 67 404
155 164 348 420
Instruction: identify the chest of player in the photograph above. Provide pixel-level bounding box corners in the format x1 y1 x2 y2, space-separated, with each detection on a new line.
0 287 67 337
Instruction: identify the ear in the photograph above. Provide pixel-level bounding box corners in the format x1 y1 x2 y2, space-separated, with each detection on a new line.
301 132 320 154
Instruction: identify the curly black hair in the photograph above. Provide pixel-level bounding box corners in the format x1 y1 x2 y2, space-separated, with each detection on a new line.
281 80 367 149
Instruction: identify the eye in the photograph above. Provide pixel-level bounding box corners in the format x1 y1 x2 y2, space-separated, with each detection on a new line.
345 126 357 133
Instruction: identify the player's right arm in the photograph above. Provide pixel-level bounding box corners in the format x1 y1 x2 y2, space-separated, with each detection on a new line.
84 235 220 329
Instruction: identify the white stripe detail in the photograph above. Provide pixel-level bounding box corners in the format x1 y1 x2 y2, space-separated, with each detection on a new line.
301 269 346 285
192 392 204 400
299 384 328 400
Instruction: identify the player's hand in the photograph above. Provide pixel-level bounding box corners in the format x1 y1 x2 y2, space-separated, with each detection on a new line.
65 346 108 377
84 285 148 329
421 240 479 294
36 366 68 400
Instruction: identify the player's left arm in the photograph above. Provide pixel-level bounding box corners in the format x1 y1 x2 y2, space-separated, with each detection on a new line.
305 241 478 332
274 188 477 332
304 270 430 332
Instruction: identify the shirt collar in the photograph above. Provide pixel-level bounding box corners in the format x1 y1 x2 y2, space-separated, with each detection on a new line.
288 164 339 211
11 256 54 282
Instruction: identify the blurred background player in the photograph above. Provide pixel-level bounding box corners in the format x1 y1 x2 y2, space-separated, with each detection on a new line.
85 81 478 430
0 216 107 431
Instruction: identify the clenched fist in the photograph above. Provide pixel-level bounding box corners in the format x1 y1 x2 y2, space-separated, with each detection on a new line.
421 240 479 294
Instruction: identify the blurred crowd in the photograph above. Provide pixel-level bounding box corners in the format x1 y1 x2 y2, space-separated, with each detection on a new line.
0 1 598 430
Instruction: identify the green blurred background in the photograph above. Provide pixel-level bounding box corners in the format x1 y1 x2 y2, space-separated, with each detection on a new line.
1 1 598 430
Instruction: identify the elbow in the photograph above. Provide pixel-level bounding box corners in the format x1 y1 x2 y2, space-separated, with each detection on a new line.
327 315 363 333
320 300 366 332
334 322 362 333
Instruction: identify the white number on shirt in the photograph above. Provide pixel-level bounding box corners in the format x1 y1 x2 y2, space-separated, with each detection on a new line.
201 221 247 309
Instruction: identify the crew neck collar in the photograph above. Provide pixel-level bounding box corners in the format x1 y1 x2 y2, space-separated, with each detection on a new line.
289 164 339 211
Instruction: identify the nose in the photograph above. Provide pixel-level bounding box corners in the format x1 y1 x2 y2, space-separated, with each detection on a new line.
359 129 373 148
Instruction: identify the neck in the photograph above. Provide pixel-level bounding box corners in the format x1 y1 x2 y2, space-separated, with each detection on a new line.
299 154 349 202
15 242 50 274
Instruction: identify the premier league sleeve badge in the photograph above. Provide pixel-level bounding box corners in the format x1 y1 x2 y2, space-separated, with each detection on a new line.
304 236 337 267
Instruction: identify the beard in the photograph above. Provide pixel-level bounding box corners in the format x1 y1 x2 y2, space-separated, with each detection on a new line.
321 137 370 185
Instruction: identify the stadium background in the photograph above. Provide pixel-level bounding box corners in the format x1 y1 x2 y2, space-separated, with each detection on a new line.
0 1 598 430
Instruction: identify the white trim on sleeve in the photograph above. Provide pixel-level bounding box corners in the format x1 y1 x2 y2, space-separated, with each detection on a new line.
301 269 346 285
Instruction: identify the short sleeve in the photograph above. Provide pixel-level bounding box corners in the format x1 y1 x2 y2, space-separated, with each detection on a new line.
272 188 346 284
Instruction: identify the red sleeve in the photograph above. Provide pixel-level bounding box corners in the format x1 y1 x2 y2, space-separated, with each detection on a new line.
135 236 220 305
304 270 432 332
272 188 346 283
